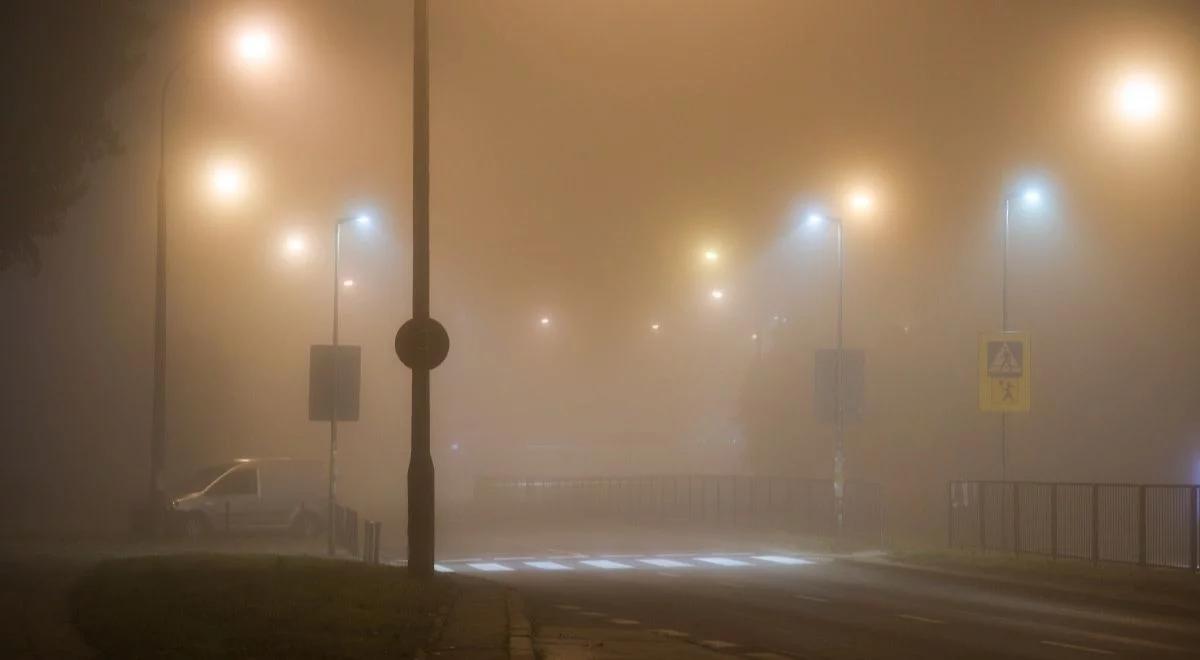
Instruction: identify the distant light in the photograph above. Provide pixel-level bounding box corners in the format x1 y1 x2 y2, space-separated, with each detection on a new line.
703 249 720 263
806 212 825 227
650 323 661 332
210 162 246 201
284 233 306 257
342 279 355 288
539 316 551 327
751 333 759 341
354 214 371 226
710 289 725 300
1115 72 1165 124
450 442 460 452
235 27 276 65
1020 188 1042 207
848 189 874 215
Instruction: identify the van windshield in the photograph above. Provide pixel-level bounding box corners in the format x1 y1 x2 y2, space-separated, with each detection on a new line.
182 463 238 494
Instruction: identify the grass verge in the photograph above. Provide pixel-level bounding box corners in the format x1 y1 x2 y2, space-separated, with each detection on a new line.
72 554 453 659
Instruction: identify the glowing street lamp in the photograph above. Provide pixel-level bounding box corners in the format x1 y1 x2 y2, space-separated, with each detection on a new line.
342 279 355 288
209 161 247 202
539 316 551 327
1114 72 1166 125
710 288 725 301
283 232 307 258
650 322 661 332
703 248 720 264
234 26 278 67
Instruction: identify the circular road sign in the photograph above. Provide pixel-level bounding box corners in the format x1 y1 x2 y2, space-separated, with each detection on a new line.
395 317 450 370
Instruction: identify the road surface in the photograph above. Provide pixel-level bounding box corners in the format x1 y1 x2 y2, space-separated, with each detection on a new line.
406 526 1200 659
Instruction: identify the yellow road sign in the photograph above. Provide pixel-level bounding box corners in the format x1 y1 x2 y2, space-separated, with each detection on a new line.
979 332 1030 412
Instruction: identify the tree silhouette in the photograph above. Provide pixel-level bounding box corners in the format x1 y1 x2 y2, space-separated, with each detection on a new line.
0 1 157 272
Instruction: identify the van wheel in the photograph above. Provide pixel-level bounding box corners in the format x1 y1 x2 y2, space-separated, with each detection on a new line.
183 513 210 539
292 512 321 538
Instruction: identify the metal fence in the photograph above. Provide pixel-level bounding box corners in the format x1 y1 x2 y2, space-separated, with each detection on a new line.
475 475 883 545
948 481 1200 570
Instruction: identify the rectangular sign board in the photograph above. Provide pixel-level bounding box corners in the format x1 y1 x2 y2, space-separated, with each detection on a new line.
309 345 361 422
978 332 1030 412
814 348 865 423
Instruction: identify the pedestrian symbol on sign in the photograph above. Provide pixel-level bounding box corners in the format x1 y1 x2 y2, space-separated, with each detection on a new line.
987 341 1022 377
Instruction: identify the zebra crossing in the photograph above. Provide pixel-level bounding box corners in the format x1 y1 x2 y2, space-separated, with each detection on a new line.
387 552 818 573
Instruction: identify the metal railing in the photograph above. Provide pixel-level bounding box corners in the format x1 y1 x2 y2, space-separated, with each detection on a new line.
948 481 1200 570
475 475 883 545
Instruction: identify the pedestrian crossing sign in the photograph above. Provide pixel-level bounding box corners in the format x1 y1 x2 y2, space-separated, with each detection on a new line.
979 332 1030 412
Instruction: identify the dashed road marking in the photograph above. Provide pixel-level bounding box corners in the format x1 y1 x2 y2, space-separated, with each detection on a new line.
580 559 633 570
610 618 639 625
579 611 607 617
793 594 830 603
651 629 689 638
1040 641 1115 655
897 614 944 625
554 604 581 611
525 561 572 571
699 640 740 650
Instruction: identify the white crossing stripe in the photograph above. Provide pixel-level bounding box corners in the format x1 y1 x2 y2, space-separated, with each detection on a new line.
699 640 740 649
638 558 693 568
555 604 581 611
793 594 830 603
580 611 607 617
745 653 792 660
651 629 689 637
1039 641 1115 655
696 556 750 567
897 614 944 624
610 618 639 625
753 555 813 565
525 561 572 571
433 564 454 573
580 559 633 570
467 562 514 572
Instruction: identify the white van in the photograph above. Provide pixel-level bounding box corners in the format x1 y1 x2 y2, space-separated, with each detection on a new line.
172 458 327 538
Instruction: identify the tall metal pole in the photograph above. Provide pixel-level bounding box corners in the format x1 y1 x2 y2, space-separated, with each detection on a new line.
833 219 845 537
1001 198 1009 482
329 223 342 556
150 57 187 522
407 0 436 578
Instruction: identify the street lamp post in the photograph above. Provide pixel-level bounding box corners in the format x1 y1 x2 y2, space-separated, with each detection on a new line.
1001 198 1010 482
327 215 367 555
147 23 276 525
806 212 846 536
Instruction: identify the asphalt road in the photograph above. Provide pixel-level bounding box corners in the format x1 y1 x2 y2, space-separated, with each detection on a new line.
421 539 1200 659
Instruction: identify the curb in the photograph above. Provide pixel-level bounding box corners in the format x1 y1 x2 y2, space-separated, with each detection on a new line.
506 589 535 660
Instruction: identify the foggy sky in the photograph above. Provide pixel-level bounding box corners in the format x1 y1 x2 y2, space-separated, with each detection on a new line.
2 0 1198 537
